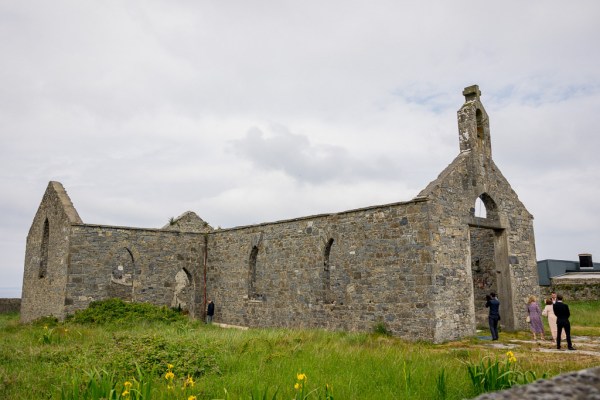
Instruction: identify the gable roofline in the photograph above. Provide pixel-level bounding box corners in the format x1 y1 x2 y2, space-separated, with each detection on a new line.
47 181 83 224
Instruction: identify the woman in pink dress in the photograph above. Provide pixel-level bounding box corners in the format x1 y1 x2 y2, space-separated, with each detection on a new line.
542 298 566 341
527 295 545 341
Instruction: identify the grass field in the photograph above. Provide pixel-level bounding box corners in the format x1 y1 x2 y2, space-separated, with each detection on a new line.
0 299 598 399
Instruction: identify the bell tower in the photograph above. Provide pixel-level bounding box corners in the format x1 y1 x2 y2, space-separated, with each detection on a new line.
458 85 492 160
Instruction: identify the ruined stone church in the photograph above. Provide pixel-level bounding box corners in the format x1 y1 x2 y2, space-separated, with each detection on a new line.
21 85 540 342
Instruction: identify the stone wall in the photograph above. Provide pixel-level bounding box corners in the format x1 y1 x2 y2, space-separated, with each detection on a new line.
473 367 600 399
207 199 438 341
471 228 497 327
66 224 206 319
549 273 600 301
0 298 21 314
21 182 82 323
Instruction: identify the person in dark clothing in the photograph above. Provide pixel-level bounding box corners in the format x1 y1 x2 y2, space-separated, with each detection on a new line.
206 299 215 324
485 292 500 340
553 295 575 350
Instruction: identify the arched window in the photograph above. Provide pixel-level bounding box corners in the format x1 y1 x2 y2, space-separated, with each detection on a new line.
39 219 49 278
474 197 487 219
472 193 499 221
248 245 259 298
323 238 334 298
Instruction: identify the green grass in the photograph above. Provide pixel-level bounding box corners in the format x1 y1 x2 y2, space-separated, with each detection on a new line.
570 300 600 327
1 300 598 399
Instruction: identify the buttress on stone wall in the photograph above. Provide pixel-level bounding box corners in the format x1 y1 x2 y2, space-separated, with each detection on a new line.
20 85 540 342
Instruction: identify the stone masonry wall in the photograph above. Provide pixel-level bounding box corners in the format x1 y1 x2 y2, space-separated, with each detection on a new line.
422 155 538 339
207 199 438 341
550 275 600 301
0 299 21 314
21 182 82 323
419 89 539 340
471 227 497 327
65 225 206 319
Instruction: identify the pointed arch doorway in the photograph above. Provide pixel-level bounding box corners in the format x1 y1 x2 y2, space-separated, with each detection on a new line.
468 193 515 331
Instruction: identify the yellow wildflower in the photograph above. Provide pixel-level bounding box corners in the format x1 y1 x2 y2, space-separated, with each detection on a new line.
165 371 175 380
297 373 307 382
124 381 132 388
506 351 517 363
294 382 301 390
184 375 195 388
188 396 197 400
167 363 174 369
122 390 130 397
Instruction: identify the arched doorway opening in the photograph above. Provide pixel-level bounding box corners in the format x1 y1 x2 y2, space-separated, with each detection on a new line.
469 193 514 331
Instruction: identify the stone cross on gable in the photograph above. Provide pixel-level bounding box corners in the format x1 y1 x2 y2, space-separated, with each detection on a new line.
463 85 481 102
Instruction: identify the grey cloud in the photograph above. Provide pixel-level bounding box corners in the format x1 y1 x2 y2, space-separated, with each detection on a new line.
231 125 397 184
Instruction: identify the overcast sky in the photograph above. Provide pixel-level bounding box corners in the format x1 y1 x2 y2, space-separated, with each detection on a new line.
1 1 599 297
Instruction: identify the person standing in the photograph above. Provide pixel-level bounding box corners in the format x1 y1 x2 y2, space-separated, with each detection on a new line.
551 291 557 304
486 292 500 340
542 298 566 342
206 299 215 324
526 295 545 341
553 295 575 350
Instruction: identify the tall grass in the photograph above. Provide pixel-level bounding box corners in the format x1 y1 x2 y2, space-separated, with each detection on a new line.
570 300 600 326
0 300 598 399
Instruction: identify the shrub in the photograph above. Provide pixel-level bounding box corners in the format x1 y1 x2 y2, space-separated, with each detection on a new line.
67 299 187 325
373 321 391 336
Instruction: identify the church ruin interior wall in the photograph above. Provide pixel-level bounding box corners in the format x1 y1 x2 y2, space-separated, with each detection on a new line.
64 225 205 319
470 227 497 327
207 198 438 341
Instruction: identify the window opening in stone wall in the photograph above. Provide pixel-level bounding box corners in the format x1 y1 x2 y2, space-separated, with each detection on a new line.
323 238 334 301
39 218 49 278
248 245 259 299
476 109 484 140
182 267 192 282
172 268 191 310
479 193 499 221
475 197 487 219
109 247 135 301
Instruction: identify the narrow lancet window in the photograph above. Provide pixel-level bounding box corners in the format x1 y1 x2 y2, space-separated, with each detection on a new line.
248 245 259 298
39 219 49 278
323 238 334 302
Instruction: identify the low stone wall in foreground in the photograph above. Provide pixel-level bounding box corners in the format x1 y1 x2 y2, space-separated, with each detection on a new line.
474 367 600 399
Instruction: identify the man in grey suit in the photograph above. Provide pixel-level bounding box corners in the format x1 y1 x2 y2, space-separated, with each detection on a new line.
553 295 575 350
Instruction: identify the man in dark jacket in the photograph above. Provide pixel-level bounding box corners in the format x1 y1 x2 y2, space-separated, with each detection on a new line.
206 299 215 324
553 295 575 350
485 292 500 340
